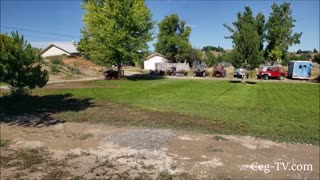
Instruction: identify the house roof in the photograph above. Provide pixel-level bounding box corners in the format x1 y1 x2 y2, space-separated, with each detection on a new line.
40 43 79 55
145 53 166 60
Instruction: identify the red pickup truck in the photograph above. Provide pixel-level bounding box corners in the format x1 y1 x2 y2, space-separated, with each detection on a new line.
257 66 286 80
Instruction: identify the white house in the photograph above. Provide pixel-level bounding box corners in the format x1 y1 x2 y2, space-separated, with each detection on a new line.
40 43 79 58
144 53 168 70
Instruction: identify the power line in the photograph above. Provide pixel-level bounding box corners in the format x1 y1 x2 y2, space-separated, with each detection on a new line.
20 34 75 41
1 25 81 38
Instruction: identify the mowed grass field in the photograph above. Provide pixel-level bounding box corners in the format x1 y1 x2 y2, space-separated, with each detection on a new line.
2 79 319 144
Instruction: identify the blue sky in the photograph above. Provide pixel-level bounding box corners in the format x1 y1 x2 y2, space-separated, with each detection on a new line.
1 0 319 52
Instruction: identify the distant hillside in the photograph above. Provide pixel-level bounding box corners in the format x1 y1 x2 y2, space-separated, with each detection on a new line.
42 55 105 81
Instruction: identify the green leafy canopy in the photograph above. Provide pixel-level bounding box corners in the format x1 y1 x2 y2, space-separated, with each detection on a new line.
266 2 302 64
155 14 192 63
79 0 155 76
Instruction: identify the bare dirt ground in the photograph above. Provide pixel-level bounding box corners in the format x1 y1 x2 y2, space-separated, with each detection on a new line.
1 122 319 179
44 56 105 82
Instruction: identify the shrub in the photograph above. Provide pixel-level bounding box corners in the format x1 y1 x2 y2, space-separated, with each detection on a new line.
48 55 64 65
312 54 320 64
50 64 60 73
67 66 81 75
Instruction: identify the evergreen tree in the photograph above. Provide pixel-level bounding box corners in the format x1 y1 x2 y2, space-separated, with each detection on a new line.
224 6 264 69
0 32 48 95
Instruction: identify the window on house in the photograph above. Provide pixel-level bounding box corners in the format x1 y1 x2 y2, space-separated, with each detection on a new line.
299 65 302 69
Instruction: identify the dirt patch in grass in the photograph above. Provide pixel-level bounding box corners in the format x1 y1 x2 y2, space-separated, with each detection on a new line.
43 81 119 90
53 101 241 135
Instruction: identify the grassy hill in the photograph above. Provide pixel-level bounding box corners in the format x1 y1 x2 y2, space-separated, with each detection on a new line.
43 55 104 81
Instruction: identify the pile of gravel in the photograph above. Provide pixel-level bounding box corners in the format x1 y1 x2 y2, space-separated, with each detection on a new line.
108 129 174 150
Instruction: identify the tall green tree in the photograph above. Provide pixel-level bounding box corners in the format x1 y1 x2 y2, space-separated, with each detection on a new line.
255 13 266 51
224 6 264 69
204 52 216 67
188 48 203 62
79 0 154 78
202 46 225 53
265 2 302 65
313 54 320 64
155 14 192 62
0 34 9 83
0 32 48 95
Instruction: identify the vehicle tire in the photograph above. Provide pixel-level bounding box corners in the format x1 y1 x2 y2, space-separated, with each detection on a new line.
263 74 269 80
279 75 284 80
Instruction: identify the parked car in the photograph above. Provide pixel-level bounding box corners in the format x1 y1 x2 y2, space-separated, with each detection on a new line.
193 61 207 77
165 67 176 76
234 68 248 78
104 69 118 80
212 64 226 77
176 69 188 77
257 66 286 80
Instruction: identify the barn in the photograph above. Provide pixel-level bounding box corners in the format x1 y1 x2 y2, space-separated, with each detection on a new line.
40 43 79 58
144 53 168 71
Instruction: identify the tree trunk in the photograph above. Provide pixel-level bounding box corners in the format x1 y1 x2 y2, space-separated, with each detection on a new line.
117 65 122 79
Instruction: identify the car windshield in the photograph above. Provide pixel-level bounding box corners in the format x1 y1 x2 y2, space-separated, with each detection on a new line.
261 67 268 71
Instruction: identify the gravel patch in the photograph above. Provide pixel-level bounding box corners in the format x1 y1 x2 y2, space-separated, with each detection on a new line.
108 129 174 150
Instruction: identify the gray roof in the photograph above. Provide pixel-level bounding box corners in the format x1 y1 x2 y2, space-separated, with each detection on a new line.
145 53 167 60
40 42 79 55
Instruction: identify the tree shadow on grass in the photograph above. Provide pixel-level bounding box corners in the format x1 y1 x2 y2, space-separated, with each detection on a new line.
229 80 257 85
245 81 257 85
126 74 165 81
0 93 94 127
229 80 242 83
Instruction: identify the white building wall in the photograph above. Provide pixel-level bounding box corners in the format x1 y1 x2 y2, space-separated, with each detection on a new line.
41 46 70 58
144 56 168 70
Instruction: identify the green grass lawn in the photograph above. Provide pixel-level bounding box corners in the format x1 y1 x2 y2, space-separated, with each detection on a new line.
0 82 8 86
6 79 320 144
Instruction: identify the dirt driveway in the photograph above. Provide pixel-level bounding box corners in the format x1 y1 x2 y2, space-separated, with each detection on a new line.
1 122 319 179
